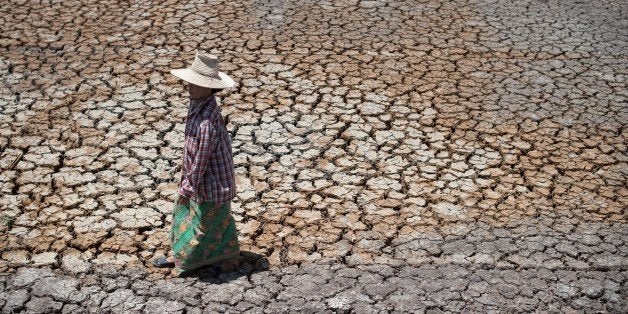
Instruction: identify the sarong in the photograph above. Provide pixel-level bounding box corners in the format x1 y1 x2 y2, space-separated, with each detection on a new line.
169 194 240 276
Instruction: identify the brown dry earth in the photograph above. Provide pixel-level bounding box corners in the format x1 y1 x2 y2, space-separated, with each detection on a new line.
0 0 627 313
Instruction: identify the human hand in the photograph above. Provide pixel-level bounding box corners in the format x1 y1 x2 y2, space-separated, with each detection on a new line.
177 195 190 205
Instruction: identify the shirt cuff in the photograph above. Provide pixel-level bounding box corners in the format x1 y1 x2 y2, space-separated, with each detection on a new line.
178 180 195 198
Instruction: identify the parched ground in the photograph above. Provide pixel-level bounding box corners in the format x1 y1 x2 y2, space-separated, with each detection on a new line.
0 0 627 312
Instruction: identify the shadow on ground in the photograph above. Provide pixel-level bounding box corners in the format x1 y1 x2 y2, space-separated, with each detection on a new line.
179 251 270 283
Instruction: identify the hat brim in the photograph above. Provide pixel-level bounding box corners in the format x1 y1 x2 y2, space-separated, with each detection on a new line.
170 69 235 89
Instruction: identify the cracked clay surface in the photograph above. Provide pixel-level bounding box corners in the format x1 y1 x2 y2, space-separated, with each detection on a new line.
0 0 627 312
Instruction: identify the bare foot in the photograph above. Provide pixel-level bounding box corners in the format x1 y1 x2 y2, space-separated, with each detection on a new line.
163 250 176 263
152 254 177 268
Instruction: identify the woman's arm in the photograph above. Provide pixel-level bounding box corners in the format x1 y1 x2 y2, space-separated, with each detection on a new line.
179 120 217 202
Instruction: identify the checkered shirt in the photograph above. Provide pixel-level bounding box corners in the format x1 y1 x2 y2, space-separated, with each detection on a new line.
178 96 236 203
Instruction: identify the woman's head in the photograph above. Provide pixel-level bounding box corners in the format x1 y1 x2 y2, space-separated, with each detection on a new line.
188 83 220 99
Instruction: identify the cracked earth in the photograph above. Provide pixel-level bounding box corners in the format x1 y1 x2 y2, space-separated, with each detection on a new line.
0 0 627 313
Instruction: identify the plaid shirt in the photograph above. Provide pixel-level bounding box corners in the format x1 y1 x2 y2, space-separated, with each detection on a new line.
178 96 236 203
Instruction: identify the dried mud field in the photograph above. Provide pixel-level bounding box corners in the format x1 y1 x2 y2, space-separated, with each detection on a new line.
0 0 627 312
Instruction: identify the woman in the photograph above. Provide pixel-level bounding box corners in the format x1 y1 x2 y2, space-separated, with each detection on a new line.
153 52 240 276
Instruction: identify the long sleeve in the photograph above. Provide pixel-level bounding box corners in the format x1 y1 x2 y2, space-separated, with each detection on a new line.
179 120 217 201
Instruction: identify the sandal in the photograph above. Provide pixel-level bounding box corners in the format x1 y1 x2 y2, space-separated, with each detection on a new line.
152 256 175 268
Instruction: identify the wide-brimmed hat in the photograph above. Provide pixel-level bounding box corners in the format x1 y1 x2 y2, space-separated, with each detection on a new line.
170 52 235 89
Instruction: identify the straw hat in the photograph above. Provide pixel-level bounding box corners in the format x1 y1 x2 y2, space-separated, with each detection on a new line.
170 52 235 89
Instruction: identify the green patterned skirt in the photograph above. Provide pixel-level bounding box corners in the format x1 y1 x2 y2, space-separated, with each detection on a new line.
169 195 240 276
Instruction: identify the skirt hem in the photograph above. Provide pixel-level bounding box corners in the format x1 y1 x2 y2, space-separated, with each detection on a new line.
174 250 240 276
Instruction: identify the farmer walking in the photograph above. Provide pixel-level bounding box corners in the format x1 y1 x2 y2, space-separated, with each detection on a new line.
153 51 240 276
